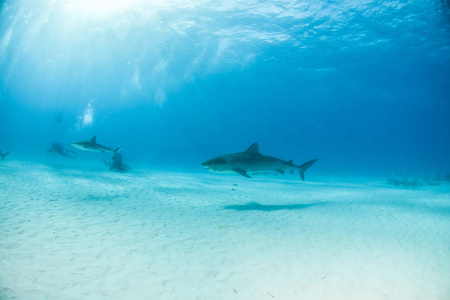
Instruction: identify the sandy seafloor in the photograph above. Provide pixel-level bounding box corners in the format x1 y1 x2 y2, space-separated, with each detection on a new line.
0 160 449 300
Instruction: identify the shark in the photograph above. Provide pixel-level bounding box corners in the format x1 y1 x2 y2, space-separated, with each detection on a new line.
201 142 318 180
71 136 121 154
0 150 9 161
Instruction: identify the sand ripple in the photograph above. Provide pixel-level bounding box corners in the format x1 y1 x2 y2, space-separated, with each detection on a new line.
1 162 449 299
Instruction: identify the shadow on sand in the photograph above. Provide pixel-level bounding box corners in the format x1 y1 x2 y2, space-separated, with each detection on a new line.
224 202 325 212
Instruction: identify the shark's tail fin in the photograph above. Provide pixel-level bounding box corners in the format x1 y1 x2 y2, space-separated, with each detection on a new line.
298 159 318 180
114 146 122 153
1 151 9 161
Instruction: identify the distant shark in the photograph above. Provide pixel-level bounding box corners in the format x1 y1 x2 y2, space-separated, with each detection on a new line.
201 142 318 180
71 136 121 153
54 112 62 124
0 150 9 161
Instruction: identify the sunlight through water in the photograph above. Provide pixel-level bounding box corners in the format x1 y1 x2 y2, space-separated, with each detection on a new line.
62 0 144 19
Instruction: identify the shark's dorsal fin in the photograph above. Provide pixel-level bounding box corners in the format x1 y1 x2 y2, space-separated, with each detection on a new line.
244 142 261 155
90 136 97 144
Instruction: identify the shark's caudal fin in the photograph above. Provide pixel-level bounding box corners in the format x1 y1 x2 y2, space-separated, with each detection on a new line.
298 159 319 180
114 146 122 153
0 151 9 161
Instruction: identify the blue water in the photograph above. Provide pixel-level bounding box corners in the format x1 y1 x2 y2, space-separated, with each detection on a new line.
1 3 450 299
1 0 449 177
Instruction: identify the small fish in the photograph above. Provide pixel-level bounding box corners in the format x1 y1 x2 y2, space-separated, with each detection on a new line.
218 225 236 230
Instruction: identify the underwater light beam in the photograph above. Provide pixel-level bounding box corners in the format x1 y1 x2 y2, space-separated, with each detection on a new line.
80 103 94 128
63 0 143 19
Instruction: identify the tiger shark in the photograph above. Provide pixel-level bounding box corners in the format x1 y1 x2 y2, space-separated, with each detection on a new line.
71 136 121 153
201 143 318 180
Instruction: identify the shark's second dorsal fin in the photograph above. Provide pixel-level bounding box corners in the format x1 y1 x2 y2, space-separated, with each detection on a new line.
244 142 261 155
90 136 97 144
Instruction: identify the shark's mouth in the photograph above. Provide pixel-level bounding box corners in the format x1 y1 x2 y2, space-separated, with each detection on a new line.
202 166 221 173
200 163 212 169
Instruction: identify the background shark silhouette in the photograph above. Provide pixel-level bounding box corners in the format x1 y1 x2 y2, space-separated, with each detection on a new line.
71 136 121 154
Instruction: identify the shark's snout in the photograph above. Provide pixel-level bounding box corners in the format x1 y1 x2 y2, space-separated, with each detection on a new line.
201 159 219 172
201 157 229 174
201 161 212 169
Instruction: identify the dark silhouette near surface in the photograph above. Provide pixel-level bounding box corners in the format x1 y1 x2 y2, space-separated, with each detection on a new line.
47 143 77 159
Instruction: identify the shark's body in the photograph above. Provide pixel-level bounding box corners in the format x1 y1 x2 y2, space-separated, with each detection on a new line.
71 136 121 154
201 143 318 180
0 150 9 161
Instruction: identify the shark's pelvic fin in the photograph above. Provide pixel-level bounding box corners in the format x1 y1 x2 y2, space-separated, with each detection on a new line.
90 136 97 144
298 159 319 180
234 169 251 178
244 142 261 155
277 169 284 174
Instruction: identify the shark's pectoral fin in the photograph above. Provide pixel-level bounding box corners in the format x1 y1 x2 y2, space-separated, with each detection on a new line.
234 169 251 178
277 169 285 175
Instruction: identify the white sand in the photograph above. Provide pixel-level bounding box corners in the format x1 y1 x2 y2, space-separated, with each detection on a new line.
1 161 449 300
